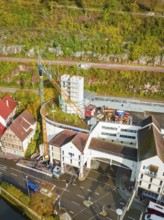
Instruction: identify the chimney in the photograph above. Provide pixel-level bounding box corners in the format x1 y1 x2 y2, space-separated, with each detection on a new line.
6 100 9 107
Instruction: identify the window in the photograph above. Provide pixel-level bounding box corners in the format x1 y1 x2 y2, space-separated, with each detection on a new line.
70 158 72 164
140 174 143 179
120 134 136 139
139 181 142 185
150 177 153 183
78 161 80 166
158 188 161 193
101 132 116 137
62 150 64 155
148 184 151 189
79 155 80 160
160 181 163 186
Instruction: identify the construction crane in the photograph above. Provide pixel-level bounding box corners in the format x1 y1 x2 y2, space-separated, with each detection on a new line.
38 55 86 160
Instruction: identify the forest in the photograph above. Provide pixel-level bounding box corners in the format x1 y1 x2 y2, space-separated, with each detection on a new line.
0 0 163 63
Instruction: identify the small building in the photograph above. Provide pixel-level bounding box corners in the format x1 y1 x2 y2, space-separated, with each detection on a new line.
0 94 17 127
49 129 89 177
85 104 96 117
1 110 37 157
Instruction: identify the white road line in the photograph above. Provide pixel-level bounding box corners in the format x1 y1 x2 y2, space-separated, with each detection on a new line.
72 183 77 186
110 208 116 212
87 177 112 186
11 173 17 176
80 186 84 189
87 189 92 192
106 217 112 220
95 192 99 195
0 168 5 171
77 194 85 199
128 216 136 220
70 211 74 214
72 201 80 206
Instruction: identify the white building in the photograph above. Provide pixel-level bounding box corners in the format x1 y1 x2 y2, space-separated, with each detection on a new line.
60 74 84 117
48 115 164 203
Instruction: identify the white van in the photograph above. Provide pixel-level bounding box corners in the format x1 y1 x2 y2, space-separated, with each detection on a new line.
145 214 164 220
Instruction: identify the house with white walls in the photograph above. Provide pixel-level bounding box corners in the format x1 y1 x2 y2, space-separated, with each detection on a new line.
0 94 17 127
136 116 164 203
49 129 89 176
1 110 37 157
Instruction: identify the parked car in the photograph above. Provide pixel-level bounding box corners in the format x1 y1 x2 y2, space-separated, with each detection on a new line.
27 182 39 192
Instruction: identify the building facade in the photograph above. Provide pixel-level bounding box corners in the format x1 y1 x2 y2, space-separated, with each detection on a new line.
1 110 37 157
60 74 84 117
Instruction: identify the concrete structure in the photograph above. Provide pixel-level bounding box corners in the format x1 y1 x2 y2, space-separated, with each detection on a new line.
1 110 37 157
60 74 84 116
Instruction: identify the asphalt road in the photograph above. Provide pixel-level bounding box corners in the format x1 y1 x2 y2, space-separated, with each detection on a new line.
0 158 144 220
0 57 164 73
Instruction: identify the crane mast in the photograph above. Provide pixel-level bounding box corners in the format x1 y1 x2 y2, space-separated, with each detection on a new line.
38 55 86 160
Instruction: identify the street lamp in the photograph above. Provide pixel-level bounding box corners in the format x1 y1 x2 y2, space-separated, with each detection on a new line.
25 176 30 196
116 208 123 220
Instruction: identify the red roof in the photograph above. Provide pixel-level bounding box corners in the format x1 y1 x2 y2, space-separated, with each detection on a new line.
0 122 6 136
0 95 17 120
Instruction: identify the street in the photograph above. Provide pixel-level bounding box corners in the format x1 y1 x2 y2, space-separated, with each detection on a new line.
0 158 145 220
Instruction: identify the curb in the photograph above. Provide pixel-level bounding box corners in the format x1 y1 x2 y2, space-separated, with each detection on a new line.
16 163 53 177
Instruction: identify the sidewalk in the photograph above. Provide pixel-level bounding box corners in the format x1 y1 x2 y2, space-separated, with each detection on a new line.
0 151 20 160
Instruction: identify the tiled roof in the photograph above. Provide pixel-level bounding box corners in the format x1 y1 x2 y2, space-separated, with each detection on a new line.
49 130 89 153
138 123 164 162
0 95 17 120
49 129 77 147
9 110 36 142
0 122 6 136
71 133 89 153
89 138 137 161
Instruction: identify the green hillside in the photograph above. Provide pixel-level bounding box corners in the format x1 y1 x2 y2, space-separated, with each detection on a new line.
0 0 163 63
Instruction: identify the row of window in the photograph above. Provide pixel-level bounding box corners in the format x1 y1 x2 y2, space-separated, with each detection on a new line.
121 129 137 133
101 126 137 134
102 126 117 131
62 157 81 166
139 181 161 193
120 134 136 139
3 142 22 150
140 174 163 186
101 132 116 137
101 132 136 140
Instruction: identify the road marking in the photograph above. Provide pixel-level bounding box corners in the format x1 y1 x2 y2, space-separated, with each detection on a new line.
80 186 84 189
128 216 136 220
87 177 112 186
70 211 74 214
72 183 77 186
106 217 112 220
95 192 99 195
87 189 92 192
11 173 17 176
77 194 85 199
72 201 80 206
